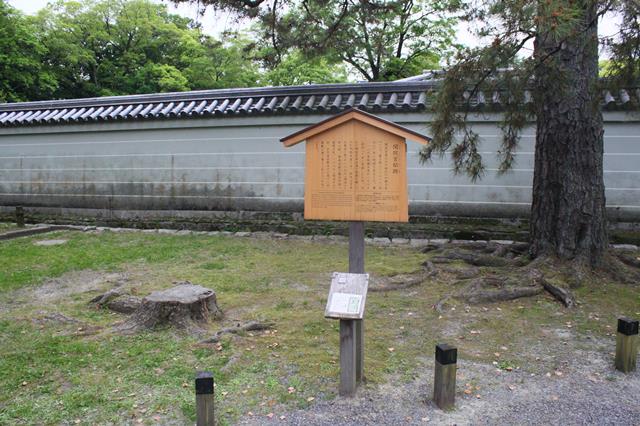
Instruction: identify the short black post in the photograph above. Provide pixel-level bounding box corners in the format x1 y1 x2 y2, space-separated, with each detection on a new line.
195 371 215 426
15 206 24 228
615 317 638 373
434 343 457 410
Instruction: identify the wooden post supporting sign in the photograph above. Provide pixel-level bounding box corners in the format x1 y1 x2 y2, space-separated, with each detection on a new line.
195 371 215 426
339 319 357 396
349 221 365 384
433 343 457 410
615 317 638 373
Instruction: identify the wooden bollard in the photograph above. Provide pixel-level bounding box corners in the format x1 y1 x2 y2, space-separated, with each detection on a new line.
615 317 638 373
433 343 457 410
15 206 24 228
195 371 215 426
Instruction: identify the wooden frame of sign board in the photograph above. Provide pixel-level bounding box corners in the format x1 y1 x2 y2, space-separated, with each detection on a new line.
281 108 430 223
281 108 430 396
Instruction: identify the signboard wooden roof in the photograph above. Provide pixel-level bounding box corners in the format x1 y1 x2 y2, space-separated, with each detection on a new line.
281 108 430 223
280 108 430 147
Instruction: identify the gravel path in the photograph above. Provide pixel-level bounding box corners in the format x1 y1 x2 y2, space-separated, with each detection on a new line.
238 348 640 426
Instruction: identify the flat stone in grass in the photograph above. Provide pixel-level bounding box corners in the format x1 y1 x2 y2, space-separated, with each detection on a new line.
34 239 67 246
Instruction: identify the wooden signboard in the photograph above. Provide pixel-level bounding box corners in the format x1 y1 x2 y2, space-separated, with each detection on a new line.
281 108 429 223
281 108 430 397
325 272 369 320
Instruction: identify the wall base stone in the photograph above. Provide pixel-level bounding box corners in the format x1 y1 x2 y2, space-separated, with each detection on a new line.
1 206 639 245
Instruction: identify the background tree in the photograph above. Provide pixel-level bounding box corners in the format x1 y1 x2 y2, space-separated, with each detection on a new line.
602 1 639 87
184 33 261 90
0 0 352 102
170 0 458 81
285 0 456 81
15 0 265 100
35 0 213 98
422 0 639 269
261 50 348 86
0 1 56 102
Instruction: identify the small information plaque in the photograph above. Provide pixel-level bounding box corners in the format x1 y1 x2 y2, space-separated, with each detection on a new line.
325 272 369 320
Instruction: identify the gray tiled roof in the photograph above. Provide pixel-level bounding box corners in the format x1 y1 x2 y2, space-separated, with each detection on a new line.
0 75 637 127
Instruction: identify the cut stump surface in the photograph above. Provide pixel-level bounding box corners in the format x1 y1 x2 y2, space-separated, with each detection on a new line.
116 282 222 333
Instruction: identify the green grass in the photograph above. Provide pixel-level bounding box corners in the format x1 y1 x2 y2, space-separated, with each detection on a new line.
0 231 427 424
0 222 19 233
0 230 638 424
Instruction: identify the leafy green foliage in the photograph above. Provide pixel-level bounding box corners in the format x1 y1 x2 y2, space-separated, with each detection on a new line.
29 0 264 99
0 1 56 102
283 0 458 81
602 1 640 87
0 0 354 101
421 0 637 180
172 0 459 81
0 0 459 99
184 33 261 90
262 51 348 86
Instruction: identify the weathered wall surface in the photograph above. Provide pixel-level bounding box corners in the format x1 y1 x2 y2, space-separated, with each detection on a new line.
0 112 638 222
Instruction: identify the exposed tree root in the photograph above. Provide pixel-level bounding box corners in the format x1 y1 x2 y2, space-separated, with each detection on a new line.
32 312 81 325
434 272 543 308
89 288 142 314
370 261 437 292
370 273 430 292
438 265 481 279
602 253 640 285
31 312 102 336
421 244 441 253
419 243 634 309
529 269 576 307
428 244 584 309
431 250 513 267
459 274 544 304
428 246 530 268
200 321 275 344
89 288 125 307
464 285 543 304
105 295 142 314
616 252 640 269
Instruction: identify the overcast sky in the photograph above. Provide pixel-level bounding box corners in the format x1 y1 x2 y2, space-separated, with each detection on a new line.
9 0 619 57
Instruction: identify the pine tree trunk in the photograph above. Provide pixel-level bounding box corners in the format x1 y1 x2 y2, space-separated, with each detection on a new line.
530 0 607 266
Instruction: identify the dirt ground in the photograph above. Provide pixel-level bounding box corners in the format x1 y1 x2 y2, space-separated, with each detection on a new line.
240 333 640 425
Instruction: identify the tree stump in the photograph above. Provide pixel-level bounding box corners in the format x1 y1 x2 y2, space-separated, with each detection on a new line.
116 283 222 333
